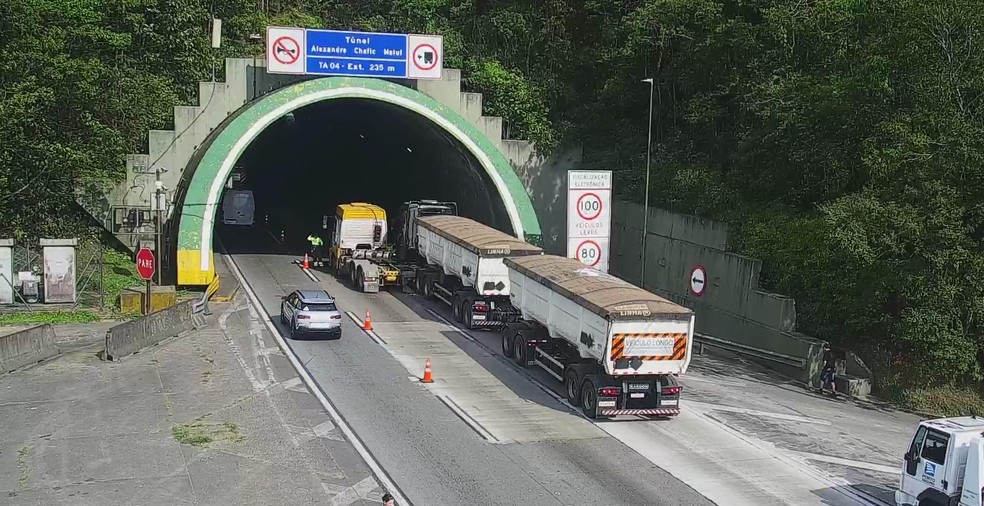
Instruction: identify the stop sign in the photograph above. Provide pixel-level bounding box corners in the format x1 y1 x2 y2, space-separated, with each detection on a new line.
135 247 156 280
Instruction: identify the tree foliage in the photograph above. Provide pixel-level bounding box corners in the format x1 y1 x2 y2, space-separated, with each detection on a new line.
3 0 984 394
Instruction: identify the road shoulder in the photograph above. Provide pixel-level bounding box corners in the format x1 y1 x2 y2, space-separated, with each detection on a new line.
0 295 387 506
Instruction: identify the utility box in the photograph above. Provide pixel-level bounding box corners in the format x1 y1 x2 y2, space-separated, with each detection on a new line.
119 285 177 313
0 239 12 304
40 238 78 304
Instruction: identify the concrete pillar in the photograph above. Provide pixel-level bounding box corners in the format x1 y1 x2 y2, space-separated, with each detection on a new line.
40 238 79 304
0 239 12 304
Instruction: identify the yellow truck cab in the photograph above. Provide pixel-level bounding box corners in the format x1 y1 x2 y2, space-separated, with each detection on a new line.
327 203 398 292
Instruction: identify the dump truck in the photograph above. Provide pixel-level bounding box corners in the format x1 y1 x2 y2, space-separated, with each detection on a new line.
896 416 984 506
411 215 543 329
502 254 695 419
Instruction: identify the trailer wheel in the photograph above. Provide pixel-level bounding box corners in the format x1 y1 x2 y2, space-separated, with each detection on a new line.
501 330 513 357
512 334 527 367
422 277 434 300
461 301 474 330
565 369 582 407
451 295 462 322
580 378 598 419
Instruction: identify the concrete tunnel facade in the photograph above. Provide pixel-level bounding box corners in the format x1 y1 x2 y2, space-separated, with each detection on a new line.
174 76 543 286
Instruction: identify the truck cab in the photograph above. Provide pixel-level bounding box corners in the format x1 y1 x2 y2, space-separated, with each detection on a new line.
896 416 984 506
395 200 457 261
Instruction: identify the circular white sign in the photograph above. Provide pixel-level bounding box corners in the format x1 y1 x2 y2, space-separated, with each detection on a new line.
576 240 602 267
690 265 706 296
412 43 438 71
576 192 603 221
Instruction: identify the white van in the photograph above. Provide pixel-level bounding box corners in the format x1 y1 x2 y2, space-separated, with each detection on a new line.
222 189 255 226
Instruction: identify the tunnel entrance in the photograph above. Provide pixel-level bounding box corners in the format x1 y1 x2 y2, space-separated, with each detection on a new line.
173 76 541 286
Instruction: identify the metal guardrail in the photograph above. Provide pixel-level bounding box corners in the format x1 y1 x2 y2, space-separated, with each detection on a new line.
694 332 807 369
191 273 220 316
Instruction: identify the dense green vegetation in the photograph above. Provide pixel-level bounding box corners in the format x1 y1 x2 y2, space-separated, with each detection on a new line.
2 0 983 411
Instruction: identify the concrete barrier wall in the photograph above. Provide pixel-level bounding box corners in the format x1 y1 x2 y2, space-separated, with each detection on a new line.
0 324 58 374
105 299 201 361
611 200 828 384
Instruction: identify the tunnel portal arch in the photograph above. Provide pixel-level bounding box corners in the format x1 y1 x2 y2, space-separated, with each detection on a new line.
175 76 542 286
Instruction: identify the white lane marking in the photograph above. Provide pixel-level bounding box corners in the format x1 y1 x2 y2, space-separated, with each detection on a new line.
424 308 568 406
218 302 268 392
221 246 410 506
321 476 381 506
301 266 319 282
313 420 336 437
345 311 386 346
435 394 501 444
686 400 832 426
789 451 901 475
245 298 277 387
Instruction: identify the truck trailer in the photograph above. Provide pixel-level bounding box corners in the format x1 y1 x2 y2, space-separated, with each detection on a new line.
412 215 543 329
502 254 695 419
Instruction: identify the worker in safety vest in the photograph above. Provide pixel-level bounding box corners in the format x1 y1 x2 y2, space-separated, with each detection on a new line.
307 234 325 265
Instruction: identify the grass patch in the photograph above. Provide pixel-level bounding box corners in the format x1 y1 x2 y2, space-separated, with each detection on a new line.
887 385 984 417
0 310 100 325
101 248 144 307
171 415 245 447
17 445 30 489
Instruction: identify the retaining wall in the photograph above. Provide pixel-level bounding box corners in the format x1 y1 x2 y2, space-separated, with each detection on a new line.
104 299 203 360
0 324 58 374
610 200 828 384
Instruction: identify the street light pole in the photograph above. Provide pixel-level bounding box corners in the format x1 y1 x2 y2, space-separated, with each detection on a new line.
641 77 655 288
154 168 163 286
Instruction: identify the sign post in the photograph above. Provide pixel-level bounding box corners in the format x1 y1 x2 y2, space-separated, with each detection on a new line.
266 26 443 80
567 171 613 272
136 247 156 315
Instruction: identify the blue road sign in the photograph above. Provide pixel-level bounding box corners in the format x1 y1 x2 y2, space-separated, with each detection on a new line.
305 29 409 78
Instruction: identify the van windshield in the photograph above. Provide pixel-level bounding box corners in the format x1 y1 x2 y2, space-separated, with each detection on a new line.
302 303 337 311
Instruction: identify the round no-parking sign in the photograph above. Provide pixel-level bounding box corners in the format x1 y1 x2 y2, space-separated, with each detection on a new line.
576 240 602 267
690 265 706 297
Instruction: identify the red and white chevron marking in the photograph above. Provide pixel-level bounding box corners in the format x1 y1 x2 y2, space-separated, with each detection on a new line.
601 408 681 416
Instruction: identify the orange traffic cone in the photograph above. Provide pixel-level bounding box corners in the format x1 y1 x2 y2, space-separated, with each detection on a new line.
421 358 434 383
303 253 309 269
363 310 372 331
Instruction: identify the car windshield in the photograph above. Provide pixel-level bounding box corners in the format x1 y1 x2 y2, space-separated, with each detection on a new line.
301 302 337 311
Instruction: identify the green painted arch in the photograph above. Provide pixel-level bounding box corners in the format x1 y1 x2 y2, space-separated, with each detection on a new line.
176 76 542 286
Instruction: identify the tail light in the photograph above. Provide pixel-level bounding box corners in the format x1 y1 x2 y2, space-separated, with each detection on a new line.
472 301 489 313
297 314 310 320
598 387 621 397
662 386 682 396
331 315 341 320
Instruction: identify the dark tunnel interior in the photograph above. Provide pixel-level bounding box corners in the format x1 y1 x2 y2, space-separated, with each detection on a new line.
219 98 512 251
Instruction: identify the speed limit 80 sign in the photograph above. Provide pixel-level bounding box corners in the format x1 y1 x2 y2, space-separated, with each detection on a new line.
567 170 612 272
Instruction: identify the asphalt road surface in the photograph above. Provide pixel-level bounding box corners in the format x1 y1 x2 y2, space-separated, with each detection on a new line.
220 225 917 506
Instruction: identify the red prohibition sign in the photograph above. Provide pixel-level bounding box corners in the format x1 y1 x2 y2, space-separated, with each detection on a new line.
412 43 438 71
576 239 602 267
272 36 300 64
576 192 603 221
